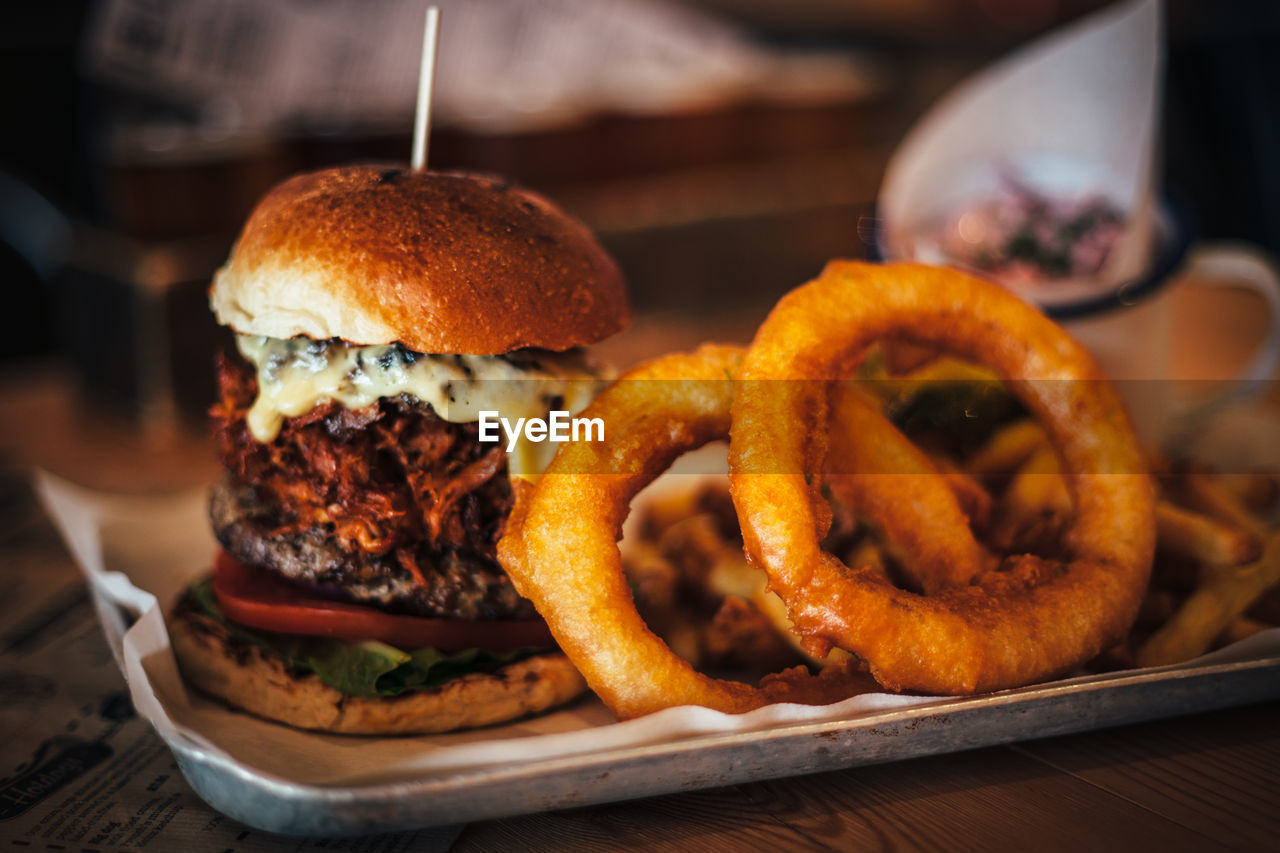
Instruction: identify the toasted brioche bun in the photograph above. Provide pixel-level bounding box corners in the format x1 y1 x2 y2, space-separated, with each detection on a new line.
210 165 629 354
168 601 588 735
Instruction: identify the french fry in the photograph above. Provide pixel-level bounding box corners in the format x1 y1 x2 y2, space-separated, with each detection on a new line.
1217 616 1271 646
632 382 1279 683
990 445 1071 551
861 354 999 403
708 552 852 668
705 550 762 601
665 622 706 668
1181 471 1267 538
966 419 1047 476
1136 531 1280 667
900 355 1000 385
932 455 994 529
1155 501 1263 569
844 537 890 581
1215 470 1280 514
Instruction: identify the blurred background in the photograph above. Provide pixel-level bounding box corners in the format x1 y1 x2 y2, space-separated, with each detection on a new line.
1 0 1278 488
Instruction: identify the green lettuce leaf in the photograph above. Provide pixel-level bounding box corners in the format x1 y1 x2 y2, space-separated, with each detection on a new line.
184 579 546 698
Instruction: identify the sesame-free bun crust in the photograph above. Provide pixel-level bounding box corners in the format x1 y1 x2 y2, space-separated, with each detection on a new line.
169 602 588 735
210 165 629 354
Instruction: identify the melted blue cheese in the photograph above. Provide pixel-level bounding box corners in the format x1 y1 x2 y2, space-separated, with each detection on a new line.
235 335 604 479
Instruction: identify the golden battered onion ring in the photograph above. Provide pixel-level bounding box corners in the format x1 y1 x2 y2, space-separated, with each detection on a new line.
497 345 874 719
730 261 1156 695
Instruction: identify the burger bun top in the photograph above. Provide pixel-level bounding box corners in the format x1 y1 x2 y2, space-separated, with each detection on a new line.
210 165 629 354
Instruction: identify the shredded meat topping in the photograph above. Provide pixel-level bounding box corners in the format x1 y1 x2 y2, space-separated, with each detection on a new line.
212 351 514 583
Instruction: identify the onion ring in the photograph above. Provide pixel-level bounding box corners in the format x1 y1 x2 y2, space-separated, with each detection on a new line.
497 345 875 719
730 261 1156 694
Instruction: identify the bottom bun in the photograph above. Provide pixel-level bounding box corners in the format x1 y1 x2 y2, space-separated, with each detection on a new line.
168 602 588 735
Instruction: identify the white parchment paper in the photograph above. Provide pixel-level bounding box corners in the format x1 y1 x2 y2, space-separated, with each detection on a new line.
32 472 931 788
35 468 1280 793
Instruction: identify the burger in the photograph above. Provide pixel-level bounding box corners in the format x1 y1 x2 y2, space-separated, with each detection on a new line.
168 164 629 734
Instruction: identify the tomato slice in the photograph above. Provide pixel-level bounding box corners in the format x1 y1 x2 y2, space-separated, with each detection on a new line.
212 551 554 652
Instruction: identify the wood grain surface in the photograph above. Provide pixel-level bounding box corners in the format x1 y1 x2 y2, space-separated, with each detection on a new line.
450 703 1277 852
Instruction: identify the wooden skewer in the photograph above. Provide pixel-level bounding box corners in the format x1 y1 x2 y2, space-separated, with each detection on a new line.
411 6 442 172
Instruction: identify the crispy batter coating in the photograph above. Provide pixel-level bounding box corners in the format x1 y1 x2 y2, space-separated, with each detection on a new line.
498 346 876 719
730 261 1156 694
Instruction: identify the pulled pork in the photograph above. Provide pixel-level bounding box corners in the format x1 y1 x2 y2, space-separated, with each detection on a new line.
212 352 514 590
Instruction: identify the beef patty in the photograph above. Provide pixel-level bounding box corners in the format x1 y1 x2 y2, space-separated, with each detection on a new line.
210 477 536 620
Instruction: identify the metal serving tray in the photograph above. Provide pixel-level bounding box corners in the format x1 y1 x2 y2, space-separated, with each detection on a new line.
36 470 1280 838
170 654 1280 836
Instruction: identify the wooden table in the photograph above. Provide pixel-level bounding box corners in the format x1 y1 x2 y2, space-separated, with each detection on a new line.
2 354 1277 853
453 702 1279 851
